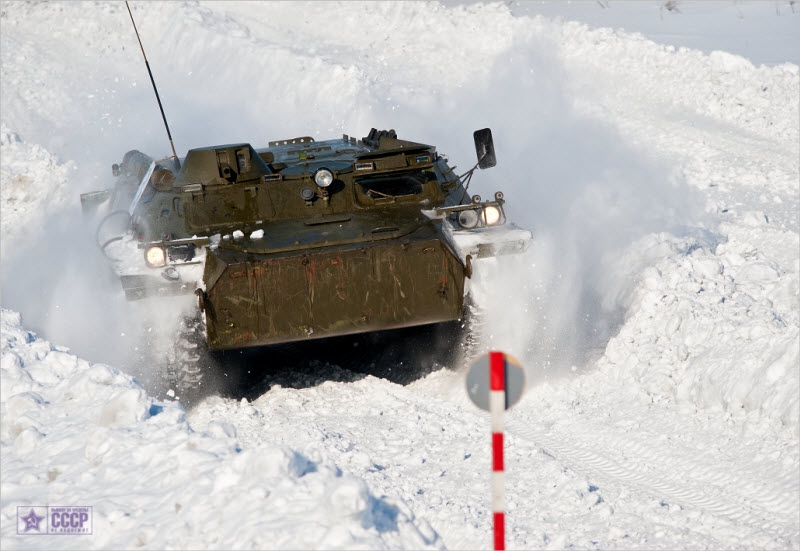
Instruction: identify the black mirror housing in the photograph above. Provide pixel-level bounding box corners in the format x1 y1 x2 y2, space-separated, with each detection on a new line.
473 128 496 169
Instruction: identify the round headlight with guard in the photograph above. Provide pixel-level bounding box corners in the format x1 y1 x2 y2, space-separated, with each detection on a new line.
458 209 480 229
482 205 502 226
314 168 334 188
145 245 166 268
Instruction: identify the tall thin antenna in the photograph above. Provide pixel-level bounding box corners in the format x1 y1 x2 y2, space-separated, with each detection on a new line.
125 1 180 168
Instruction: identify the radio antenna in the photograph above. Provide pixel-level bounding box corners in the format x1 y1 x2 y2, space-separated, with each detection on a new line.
125 1 180 168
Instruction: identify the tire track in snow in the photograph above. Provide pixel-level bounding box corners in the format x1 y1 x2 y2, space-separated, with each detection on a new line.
507 416 798 544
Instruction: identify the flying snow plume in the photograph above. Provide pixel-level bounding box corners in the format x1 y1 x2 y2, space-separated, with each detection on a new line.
0 198 198 390
427 33 708 378
0 131 196 390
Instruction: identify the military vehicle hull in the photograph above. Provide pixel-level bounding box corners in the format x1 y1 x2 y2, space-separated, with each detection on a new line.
202 229 466 350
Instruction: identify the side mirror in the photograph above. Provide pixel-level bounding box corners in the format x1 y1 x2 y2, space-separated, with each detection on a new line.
473 128 496 169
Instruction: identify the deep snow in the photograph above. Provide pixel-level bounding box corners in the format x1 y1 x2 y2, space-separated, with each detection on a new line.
1 1 798 549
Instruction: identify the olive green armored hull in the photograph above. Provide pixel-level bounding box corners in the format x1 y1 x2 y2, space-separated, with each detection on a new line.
202 227 465 350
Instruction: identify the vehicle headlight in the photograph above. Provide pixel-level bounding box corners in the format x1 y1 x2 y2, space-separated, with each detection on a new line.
482 205 502 226
314 168 333 188
458 209 480 229
145 245 166 268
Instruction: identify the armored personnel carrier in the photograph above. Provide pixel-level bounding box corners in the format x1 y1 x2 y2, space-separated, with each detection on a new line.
82 128 531 391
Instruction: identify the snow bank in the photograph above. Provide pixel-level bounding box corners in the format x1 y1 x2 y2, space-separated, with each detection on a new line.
599 232 799 430
526 11 800 432
562 23 799 148
0 309 442 549
0 127 74 256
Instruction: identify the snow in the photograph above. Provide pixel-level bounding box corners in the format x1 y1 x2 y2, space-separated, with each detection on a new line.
0 126 74 246
1 311 440 549
1 1 798 549
510 0 800 67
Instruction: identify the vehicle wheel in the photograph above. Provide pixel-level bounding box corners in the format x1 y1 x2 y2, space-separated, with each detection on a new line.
163 315 217 406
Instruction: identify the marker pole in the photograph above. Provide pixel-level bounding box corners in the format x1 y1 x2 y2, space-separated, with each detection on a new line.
489 351 506 551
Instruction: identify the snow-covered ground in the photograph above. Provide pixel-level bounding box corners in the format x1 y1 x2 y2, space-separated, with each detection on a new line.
1 1 798 549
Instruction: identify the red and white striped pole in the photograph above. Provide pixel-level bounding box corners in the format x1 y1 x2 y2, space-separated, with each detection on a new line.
489 350 506 551
466 350 524 551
